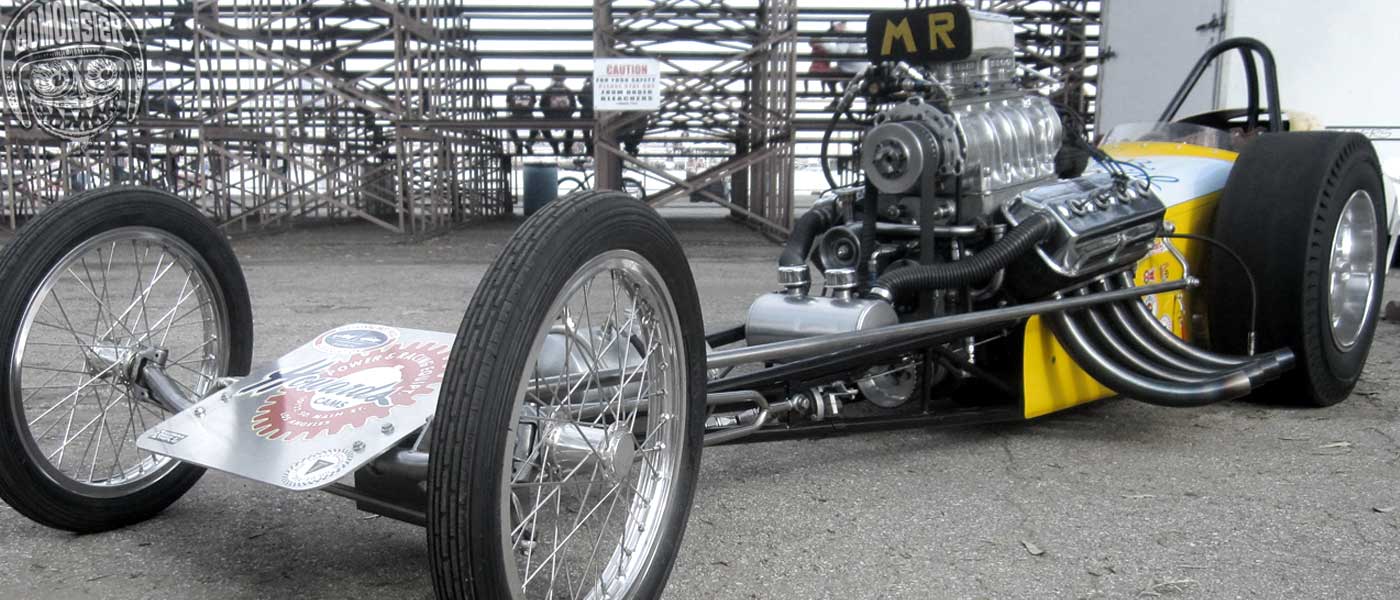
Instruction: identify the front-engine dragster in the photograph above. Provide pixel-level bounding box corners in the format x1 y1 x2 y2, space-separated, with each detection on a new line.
0 6 1388 599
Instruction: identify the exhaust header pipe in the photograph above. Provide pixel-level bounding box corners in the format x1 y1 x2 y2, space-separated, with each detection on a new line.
1045 277 1294 408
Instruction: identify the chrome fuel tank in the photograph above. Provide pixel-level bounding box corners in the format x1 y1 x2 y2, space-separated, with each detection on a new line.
745 293 898 347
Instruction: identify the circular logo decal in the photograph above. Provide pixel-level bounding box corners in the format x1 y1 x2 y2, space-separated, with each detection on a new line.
282 449 354 489
1 0 145 142
251 342 448 441
313 324 399 354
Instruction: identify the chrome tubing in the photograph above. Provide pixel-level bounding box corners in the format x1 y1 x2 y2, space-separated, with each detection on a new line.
708 278 1193 369
703 391 791 446
1045 310 1254 407
1076 306 1221 383
1106 274 1248 368
1105 297 1290 382
1077 306 1283 386
374 391 775 478
1080 284 1289 384
141 364 197 413
1111 273 1291 371
1101 299 1226 375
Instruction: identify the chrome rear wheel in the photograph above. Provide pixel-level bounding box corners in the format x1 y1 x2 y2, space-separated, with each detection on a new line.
1326 189 1379 351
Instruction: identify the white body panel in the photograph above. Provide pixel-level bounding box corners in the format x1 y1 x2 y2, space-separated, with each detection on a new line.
1098 0 1225 132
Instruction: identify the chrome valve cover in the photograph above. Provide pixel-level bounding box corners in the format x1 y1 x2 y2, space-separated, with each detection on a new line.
1003 172 1166 280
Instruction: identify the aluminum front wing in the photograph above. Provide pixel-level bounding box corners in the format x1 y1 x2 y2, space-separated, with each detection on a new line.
137 323 454 491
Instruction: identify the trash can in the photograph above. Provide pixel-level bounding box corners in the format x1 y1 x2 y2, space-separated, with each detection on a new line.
522 161 559 216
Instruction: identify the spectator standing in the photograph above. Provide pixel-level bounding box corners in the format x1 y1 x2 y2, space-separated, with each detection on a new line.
540 65 578 155
505 69 539 154
578 76 595 155
809 26 836 101
829 22 866 97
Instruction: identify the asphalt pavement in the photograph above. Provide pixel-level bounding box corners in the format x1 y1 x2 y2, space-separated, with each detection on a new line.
1 211 1398 599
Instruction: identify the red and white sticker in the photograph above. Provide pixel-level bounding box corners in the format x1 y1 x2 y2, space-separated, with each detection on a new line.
1143 294 1158 315
250 342 449 441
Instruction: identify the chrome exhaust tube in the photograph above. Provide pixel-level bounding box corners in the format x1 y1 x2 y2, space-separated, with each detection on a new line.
1080 283 1291 384
1110 273 1282 370
1075 306 1221 383
1077 305 1284 386
1108 295 1291 382
1046 309 1254 407
1102 299 1225 375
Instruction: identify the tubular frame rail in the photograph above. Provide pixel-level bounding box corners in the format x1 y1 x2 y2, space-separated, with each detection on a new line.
133 271 1272 526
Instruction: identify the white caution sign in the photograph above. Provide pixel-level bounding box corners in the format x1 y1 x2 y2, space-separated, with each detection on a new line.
593 58 662 111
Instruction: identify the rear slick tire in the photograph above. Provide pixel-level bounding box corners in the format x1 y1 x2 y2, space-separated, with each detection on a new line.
1208 132 1386 406
428 190 706 599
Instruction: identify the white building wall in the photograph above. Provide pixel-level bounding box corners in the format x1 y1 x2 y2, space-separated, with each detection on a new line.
1221 0 1397 129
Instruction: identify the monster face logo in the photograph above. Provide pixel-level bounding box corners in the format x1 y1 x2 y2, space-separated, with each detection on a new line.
1 0 144 141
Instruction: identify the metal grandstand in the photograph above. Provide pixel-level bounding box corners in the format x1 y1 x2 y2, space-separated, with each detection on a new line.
0 0 1101 236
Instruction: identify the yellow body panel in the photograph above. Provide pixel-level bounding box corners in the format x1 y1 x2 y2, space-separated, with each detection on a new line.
1099 141 1239 162
1020 142 1237 418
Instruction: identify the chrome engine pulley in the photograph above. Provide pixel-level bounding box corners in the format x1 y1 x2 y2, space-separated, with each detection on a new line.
861 99 962 194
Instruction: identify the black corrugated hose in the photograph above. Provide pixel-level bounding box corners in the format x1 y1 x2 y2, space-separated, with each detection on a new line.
872 211 1057 300
779 200 839 267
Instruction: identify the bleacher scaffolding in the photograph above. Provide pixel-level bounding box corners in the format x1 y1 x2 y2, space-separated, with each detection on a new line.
0 0 1101 235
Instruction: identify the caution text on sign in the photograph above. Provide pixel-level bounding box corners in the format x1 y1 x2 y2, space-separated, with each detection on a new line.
593 58 661 111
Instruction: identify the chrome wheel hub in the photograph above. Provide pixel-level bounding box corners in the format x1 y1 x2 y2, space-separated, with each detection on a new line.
1327 189 1379 350
84 341 164 386
541 420 637 482
83 340 131 378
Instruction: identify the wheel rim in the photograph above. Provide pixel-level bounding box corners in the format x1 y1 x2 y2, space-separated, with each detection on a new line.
499 249 686 600
1327 189 1380 350
9 227 231 498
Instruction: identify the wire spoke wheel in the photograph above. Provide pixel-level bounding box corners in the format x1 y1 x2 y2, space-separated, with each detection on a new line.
12 228 229 495
429 190 703 600
0 187 253 532
504 251 684 599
